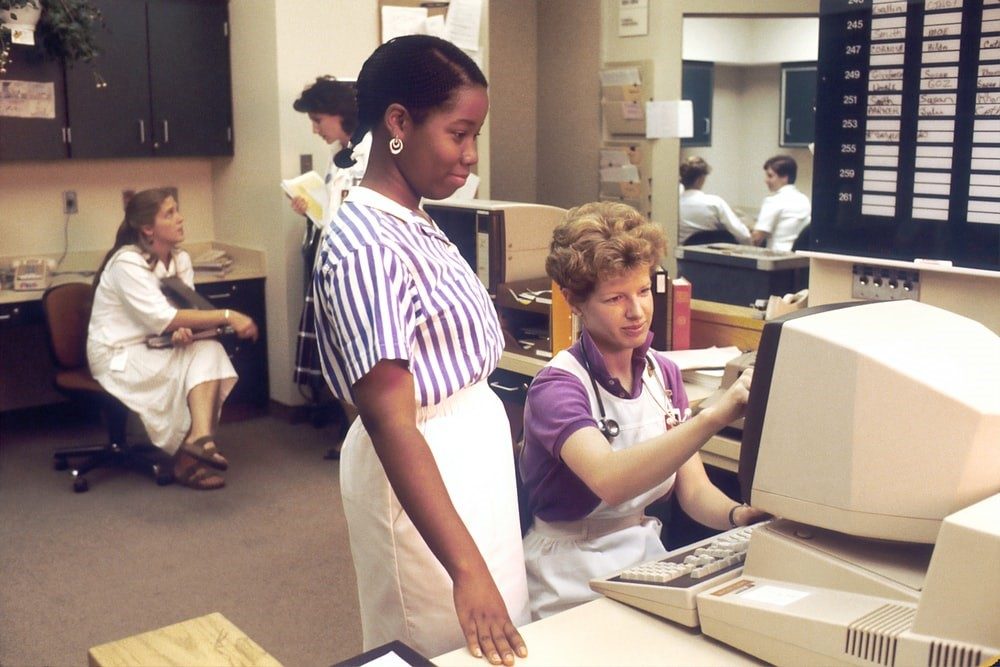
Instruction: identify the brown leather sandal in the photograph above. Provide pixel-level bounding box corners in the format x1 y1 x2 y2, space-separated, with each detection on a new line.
174 463 225 490
179 435 229 471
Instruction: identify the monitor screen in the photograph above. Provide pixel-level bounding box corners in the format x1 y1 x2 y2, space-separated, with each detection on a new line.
739 299 1000 544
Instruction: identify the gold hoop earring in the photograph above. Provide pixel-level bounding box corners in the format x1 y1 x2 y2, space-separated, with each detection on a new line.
389 136 403 155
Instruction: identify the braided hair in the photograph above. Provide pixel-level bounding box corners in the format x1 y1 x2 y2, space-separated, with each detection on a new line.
334 35 487 168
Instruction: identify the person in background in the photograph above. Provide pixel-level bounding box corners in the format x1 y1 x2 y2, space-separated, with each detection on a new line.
312 35 530 662
290 77 370 455
87 189 258 490
752 154 811 251
678 156 751 245
290 76 371 229
519 201 767 620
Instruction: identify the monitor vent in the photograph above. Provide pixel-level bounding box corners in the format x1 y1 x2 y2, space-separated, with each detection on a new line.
927 641 983 667
843 604 915 666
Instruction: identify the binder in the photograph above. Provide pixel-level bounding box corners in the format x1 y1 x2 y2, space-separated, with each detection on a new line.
651 267 670 351
671 277 692 351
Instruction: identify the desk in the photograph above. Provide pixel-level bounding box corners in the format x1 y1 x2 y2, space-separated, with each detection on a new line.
690 299 765 351
88 612 282 667
676 244 808 307
434 598 761 666
0 243 267 413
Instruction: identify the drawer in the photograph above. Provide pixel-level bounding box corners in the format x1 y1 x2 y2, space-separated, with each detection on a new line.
488 367 532 406
0 300 42 328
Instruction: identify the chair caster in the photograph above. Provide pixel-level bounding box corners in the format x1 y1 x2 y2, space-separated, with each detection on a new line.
54 458 68 471
154 465 174 486
73 477 89 493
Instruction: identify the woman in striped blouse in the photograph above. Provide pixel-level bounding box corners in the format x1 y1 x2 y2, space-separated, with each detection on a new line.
312 35 530 663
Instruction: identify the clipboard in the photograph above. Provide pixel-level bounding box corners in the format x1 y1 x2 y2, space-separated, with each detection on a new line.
148 277 234 348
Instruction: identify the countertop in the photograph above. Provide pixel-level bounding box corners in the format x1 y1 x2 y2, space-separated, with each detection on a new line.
0 241 266 306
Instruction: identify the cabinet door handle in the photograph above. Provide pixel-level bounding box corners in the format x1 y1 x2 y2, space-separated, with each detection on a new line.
704 118 711 134
785 119 792 137
204 291 233 299
163 120 170 144
138 119 145 144
489 381 522 393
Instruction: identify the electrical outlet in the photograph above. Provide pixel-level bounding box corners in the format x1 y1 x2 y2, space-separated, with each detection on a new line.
63 190 78 215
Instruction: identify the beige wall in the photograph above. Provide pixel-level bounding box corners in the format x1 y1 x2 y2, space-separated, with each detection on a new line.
536 0 601 209
488 0 538 203
215 0 380 406
0 159 216 258
681 63 814 211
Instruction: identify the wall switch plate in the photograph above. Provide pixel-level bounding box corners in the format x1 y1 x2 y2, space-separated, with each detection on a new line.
63 190 78 215
300 154 313 173
852 264 920 301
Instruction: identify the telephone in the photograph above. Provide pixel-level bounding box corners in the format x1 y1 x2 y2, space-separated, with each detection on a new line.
12 257 56 291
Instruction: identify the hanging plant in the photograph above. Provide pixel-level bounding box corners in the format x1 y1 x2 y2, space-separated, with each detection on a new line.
0 1 40 74
35 0 103 63
1 0 104 80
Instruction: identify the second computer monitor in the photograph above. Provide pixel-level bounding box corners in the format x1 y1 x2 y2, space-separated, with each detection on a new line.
738 299 1000 544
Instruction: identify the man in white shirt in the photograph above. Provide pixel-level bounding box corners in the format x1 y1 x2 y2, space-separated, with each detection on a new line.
752 155 811 251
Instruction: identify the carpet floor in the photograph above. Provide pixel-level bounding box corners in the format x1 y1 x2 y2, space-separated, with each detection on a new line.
0 407 362 666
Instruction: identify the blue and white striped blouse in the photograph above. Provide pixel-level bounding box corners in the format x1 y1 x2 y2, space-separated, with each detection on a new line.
313 187 505 407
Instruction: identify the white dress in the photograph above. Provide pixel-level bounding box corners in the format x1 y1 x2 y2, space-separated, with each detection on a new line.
87 246 236 455
522 351 676 620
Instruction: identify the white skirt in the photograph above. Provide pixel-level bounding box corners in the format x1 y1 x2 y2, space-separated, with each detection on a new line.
340 380 530 657
88 339 237 455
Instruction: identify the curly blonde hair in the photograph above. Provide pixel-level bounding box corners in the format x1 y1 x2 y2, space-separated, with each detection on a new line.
545 201 666 301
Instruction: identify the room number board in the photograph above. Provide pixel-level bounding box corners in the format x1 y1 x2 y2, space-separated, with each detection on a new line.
810 0 1000 271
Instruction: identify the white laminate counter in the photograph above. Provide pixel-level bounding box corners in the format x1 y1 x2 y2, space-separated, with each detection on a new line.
434 598 762 666
0 241 266 305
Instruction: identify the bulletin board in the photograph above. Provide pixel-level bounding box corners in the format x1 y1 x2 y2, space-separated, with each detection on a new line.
378 0 449 43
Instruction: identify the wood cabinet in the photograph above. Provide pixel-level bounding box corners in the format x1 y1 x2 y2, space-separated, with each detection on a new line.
780 62 816 147
1 0 232 161
65 0 232 158
195 278 269 409
0 45 69 160
682 60 713 147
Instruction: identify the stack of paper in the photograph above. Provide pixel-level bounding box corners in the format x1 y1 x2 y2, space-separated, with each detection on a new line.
192 249 233 273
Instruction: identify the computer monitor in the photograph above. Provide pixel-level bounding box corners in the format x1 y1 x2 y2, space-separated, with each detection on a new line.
738 299 1000 544
696 300 1000 665
422 198 566 295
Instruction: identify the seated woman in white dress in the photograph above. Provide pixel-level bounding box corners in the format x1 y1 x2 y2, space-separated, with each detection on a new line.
520 201 767 619
87 188 259 490
678 156 751 245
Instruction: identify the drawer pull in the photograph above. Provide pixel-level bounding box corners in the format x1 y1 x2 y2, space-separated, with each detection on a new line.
489 381 522 393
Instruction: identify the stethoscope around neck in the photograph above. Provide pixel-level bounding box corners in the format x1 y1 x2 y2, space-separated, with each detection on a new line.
580 344 676 441
580 344 622 440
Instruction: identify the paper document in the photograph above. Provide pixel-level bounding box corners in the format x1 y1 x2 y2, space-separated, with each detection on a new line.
281 171 328 226
661 346 742 371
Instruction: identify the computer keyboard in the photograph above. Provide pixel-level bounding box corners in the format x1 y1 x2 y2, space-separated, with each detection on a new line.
589 521 765 628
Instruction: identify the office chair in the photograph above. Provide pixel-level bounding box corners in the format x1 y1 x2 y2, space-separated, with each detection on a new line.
682 229 737 246
42 282 174 493
791 224 812 252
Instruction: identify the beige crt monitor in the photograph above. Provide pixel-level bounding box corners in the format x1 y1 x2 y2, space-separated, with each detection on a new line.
422 198 566 295
694 300 1000 666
